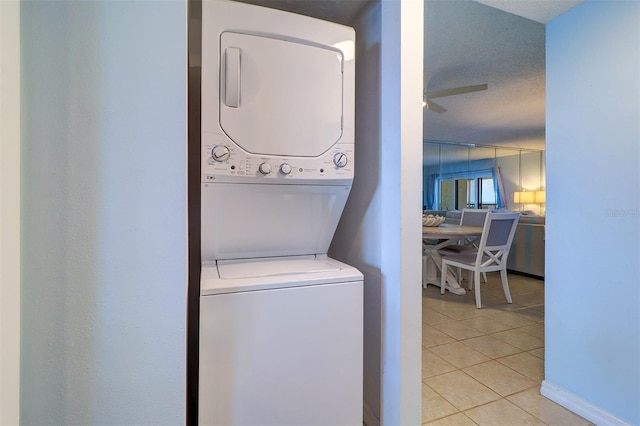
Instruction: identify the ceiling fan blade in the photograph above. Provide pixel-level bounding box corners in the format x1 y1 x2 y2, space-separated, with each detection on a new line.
427 83 488 99
425 99 447 113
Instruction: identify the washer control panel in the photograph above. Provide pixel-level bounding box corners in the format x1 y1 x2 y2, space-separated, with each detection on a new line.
202 132 354 183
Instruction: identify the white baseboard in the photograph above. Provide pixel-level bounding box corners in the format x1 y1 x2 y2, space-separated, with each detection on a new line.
363 402 380 426
540 381 631 426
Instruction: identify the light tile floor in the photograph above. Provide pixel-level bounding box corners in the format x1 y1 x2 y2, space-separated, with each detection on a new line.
422 273 592 426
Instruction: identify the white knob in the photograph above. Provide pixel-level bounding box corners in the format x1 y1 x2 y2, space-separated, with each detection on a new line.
280 163 291 175
211 145 230 162
333 152 348 168
280 163 292 175
258 162 272 175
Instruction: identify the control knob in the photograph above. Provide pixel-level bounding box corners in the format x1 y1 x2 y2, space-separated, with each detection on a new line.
211 145 230 162
333 152 348 168
280 163 292 175
258 162 272 175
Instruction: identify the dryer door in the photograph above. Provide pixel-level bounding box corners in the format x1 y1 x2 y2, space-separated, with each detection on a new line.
219 32 344 157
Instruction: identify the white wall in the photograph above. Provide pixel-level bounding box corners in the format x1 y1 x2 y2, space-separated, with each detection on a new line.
20 1 187 424
497 151 545 214
496 153 521 208
329 0 423 424
545 1 639 424
0 0 21 423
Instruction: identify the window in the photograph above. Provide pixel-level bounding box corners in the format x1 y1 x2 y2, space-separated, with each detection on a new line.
479 177 497 209
437 171 498 210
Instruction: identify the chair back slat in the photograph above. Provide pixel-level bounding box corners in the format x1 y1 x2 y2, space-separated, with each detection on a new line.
460 209 488 227
474 212 520 265
486 218 516 247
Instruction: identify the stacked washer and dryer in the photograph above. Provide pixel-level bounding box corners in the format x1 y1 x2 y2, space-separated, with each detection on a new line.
198 1 363 424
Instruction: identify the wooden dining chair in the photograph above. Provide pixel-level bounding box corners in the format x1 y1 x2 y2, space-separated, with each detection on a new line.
440 212 520 308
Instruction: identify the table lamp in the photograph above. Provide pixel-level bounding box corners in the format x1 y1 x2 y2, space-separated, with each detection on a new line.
513 191 534 204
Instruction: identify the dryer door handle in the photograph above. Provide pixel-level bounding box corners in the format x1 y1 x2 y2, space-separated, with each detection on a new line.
225 47 241 108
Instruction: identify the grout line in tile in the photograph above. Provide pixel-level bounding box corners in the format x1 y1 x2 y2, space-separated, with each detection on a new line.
423 273 548 425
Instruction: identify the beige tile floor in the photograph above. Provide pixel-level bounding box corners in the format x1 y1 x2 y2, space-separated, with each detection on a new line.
422 273 593 426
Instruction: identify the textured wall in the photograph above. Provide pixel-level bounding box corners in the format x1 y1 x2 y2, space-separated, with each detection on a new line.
21 1 187 424
546 0 639 424
328 0 423 424
1 0 21 423
329 3 383 420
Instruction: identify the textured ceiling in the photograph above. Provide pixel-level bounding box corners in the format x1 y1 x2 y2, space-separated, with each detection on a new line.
232 0 585 150
423 0 546 150
474 0 585 24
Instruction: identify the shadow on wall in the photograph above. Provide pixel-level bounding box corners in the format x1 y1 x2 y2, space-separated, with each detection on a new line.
21 1 101 421
328 1 383 422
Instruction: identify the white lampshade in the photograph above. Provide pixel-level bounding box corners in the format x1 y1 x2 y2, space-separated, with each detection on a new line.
513 191 534 204
535 191 546 203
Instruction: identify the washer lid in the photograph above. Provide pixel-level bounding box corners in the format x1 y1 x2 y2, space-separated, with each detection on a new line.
201 255 363 295
218 256 339 279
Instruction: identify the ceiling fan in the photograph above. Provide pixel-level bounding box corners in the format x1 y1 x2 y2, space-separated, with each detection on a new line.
423 73 488 113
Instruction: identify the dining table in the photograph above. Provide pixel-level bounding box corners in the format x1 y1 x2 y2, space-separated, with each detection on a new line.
422 223 483 295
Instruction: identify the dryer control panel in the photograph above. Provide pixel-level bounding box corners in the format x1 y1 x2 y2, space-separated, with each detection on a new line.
202 132 354 184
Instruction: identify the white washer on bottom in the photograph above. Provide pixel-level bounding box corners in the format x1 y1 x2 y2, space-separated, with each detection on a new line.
199 255 363 426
